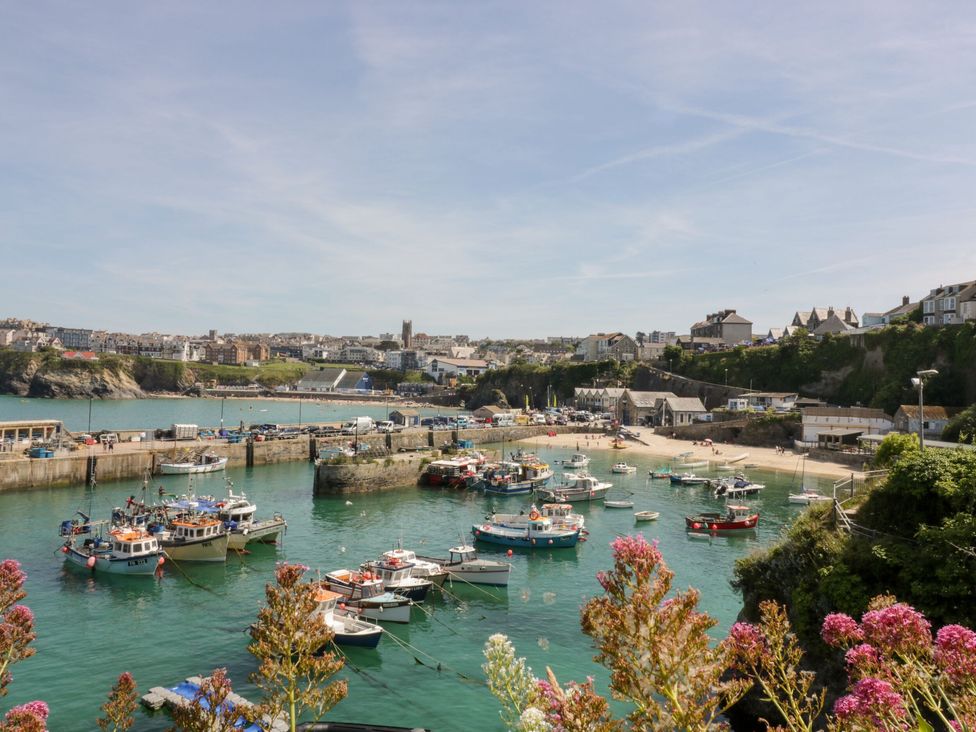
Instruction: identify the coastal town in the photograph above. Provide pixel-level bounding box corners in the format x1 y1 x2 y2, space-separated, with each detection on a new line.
4 3 976 731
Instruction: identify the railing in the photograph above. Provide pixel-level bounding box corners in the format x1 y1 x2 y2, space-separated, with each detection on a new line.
833 469 888 537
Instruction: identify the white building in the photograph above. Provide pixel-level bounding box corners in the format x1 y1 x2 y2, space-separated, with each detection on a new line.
920 280 976 326
660 396 707 427
426 358 490 384
800 407 893 447
574 387 626 414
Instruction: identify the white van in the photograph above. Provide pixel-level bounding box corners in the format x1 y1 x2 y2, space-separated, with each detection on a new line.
341 416 375 435
492 413 515 427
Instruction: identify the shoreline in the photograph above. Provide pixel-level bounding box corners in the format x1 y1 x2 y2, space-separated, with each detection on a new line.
519 432 862 480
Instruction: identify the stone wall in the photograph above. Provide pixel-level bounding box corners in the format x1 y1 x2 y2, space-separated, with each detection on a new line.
313 453 426 495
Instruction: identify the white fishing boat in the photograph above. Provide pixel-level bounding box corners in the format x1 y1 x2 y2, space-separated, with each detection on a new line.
537 473 611 503
416 545 512 586
155 515 229 562
59 519 165 576
380 547 448 587
360 555 433 601
560 453 590 469
611 463 637 474
634 511 660 521
473 512 582 548
159 453 228 475
490 503 586 532
311 588 383 648
165 487 286 550
322 569 414 624
713 477 765 499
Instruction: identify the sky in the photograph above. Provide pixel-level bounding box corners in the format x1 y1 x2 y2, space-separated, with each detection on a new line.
2 2 976 339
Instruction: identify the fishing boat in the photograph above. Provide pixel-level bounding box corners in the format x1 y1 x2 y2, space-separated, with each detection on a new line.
685 504 759 533
670 473 710 485
154 515 229 562
159 452 228 475
322 569 414 624
311 588 384 648
649 465 673 479
164 488 286 550
359 555 433 601
59 518 165 576
788 491 832 505
713 477 765 499
418 458 480 489
634 511 660 521
415 545 512 586
491 503 586 532
559 453 590 469
379 547 448 587
604 500 634 509
611 463 637 474
472 511 582 548
476 460 554 495
536 473 611 503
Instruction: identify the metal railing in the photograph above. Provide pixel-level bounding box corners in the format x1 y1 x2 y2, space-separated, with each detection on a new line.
833 469 888 537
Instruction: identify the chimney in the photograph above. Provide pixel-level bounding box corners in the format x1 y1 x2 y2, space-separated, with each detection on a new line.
902 295 910 306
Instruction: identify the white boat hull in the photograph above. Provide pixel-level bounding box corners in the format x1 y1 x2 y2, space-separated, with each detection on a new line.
226 517 287 550
448 565 511 586
348 601 413 624
63 547 163 576
159 457 229 475
161 534 229 562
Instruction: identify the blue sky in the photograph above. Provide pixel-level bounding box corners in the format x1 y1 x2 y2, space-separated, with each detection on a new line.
2 2 975 338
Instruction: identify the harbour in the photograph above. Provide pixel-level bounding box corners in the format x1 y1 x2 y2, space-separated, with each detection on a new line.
0 441 833 730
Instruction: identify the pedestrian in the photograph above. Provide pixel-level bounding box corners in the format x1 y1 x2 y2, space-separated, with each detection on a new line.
108 441 114 451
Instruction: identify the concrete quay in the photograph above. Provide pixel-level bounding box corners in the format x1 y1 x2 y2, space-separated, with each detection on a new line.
0 425 586 493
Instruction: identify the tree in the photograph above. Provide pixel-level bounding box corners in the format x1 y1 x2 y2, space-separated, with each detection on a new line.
248 564 347 732
943 404 976 444
97 672 138 732
168 668 248 732
872 432 919 468
635 332 646 348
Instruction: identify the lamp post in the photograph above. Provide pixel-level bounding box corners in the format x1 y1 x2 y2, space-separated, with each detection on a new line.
724 368 728 386
87 396 93 434
912 369 939 451
220 397 225 431
298 397 303 428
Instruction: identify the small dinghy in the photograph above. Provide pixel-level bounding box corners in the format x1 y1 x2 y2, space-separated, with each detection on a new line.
604 500 634 509
634 511 660 521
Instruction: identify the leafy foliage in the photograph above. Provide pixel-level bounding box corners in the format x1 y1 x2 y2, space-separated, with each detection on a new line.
872 432 919 468
943 404 976 444
168 668 248 732
97 672 138 732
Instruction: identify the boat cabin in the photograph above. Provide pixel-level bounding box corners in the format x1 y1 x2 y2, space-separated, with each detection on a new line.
110 530 159 557
448 545 478 563
367 558 415 584
313 588 342 614
541 503 574 519
169 518 223 542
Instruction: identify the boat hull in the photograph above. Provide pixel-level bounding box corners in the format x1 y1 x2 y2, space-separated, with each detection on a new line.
685 514 759 532
472 524 580 548
226 517 287 550
63 547 162 576
159 457 229 475
345 600 413 624
161 534 229 562
447 565 511 586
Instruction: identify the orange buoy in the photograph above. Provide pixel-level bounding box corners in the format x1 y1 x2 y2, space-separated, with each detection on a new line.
506 549 513 557
86 556 96 569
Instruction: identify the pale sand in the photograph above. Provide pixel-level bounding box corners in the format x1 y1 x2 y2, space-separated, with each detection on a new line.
517 432 864 480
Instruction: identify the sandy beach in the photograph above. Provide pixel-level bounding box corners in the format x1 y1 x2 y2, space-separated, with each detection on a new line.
519 431 864 480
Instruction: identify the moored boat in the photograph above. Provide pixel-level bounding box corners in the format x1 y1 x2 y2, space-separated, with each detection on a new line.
788 491 832 505
713 477 765 499
559 453 590 469
649 465 673 479
59 519 165 576
634 511 660 521
379 547 448 587
418 458 481 489
610 462 637 474
322 569 414 624
536 473 611 503
677 460 708 469
476 460 554 495
490 503 585 532
164 489 286 550
360 556 433 601
472 511 581 548
415 545 512 586
685 505 759 532
604 500 634 509
155 515 229 562
670 473 710 485
159 453 228 475
312 588 384 648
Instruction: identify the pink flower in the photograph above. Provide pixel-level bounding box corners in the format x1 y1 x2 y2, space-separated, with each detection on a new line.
833 678 907 724
821 613 863 647
935 624 976 683
844 643 880 673
860 603 931 657
726 622 766 668
5 604 35 627
5 700 49 725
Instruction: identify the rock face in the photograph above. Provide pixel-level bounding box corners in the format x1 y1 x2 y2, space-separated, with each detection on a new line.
0 355 146 399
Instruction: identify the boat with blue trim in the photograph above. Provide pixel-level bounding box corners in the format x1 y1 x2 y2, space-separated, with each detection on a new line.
472 509 582 548
59 518 166 576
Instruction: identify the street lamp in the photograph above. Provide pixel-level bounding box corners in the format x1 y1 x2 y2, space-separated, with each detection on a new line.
912 369 939 451
724 368 728 386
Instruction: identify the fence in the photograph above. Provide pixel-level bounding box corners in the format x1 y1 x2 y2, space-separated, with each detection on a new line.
832 469 888 538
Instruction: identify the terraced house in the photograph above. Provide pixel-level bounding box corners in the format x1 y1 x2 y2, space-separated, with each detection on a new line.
920 280 976 325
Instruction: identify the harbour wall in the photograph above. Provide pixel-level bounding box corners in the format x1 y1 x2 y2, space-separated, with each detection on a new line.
0 425 585 492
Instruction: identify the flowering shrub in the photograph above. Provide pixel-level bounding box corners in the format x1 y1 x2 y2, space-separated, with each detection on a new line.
485 538 976 732
0 559 45 731
97 672 137 732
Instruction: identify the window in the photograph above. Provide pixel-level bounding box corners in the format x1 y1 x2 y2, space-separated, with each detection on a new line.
945 297 956 310
924 300 934 313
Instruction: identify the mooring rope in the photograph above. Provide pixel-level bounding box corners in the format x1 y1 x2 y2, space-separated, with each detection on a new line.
164 555 222 595
382 631 481 684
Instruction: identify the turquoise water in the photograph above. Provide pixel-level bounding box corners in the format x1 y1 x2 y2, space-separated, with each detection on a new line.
0 441 827 730
0 395 459 433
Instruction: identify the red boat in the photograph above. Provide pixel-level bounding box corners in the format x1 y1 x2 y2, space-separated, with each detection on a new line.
418 458 480 489
685 504 759 532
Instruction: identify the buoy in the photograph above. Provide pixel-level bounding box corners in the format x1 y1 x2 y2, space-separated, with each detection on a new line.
710 524 717 530
506 549 513 557
61 546 69 554
531 539 536 545
692 522 701 529
86 556 96 569
157 556 165 565
548 539 553 545
475 530 480 536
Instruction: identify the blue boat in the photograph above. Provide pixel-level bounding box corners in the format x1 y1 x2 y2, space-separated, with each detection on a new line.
472 512 581 548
